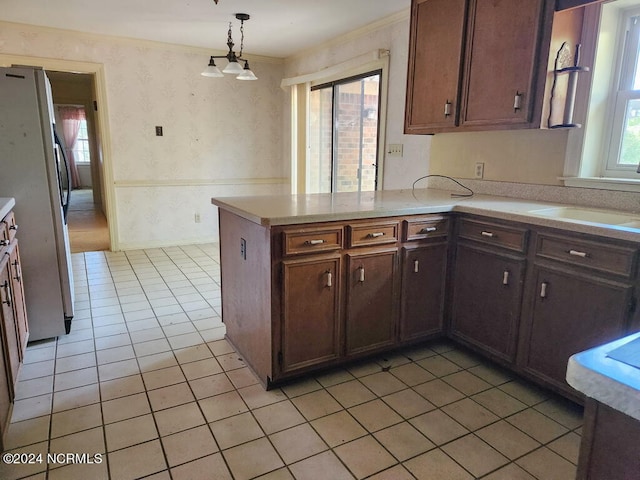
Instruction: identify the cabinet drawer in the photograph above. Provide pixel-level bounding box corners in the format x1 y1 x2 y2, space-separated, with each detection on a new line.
403 216 449 242
283 227 343 256
536 234 638 278
0 211 15 247
458 218 528 252
347 221 399 248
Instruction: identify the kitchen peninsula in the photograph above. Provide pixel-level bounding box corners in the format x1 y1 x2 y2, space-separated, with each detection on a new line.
212 189 640 397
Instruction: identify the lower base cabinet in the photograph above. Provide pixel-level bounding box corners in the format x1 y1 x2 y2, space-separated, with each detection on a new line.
345 249 398 356
519 264 634 395
281 255 341 374
577 399 640 479
399 243 448 342
450 242 526 363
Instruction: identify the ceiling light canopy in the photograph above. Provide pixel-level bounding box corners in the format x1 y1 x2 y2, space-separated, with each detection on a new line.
201 13 257 81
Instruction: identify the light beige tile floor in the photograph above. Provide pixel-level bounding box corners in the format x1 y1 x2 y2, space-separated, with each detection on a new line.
0 244 584 479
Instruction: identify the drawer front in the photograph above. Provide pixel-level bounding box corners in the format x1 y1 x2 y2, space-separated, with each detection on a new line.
458 218 528 252
348 221 399 248
536 234 638 278
4 211 17 243
404 216 449 242
283 228 343 256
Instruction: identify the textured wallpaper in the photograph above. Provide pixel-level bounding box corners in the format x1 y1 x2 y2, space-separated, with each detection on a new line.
0 22 288 249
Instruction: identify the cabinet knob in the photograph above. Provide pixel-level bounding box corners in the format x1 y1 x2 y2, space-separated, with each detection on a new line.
414 260 419 273
481 231 495 238
419 227 437 234
367 232 385 238
513 92 523 111
444 100 452 118
325 270 332 288
540 281 548 299
9 224 18 231
305 239 325 246
1 280 11 307
568 249 588 258
503 270 510 285
359 266 365 282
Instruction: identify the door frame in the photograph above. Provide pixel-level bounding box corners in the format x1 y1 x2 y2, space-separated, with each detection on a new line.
0 54 117 251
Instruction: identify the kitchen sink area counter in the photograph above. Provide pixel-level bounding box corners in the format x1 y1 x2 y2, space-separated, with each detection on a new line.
213 188 640 393
212 188 640 242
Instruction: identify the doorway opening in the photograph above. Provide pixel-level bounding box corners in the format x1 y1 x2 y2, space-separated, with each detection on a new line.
48 71 110 252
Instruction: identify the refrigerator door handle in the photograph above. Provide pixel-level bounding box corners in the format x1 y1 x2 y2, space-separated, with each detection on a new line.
53 128 71 222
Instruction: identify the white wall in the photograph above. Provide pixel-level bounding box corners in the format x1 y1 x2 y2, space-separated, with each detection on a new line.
283 13 431 191
0 22 289 249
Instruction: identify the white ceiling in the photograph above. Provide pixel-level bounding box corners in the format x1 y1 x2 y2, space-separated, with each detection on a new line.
0 0 410 58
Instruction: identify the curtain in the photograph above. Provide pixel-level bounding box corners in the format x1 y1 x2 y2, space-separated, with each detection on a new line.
58 106 85 189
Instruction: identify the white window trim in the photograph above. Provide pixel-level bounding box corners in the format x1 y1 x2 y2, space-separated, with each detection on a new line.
283 50 390 194
562 0 640 191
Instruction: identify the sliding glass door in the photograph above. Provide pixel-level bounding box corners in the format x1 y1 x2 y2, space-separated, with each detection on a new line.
308 71 382 193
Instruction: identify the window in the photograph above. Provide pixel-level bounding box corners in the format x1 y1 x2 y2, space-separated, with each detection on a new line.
605 6 640 176
308 71 382 193
73 116 91 163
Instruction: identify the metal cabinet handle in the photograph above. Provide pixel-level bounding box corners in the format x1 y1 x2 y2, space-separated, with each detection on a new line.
568 249 588 258
359 266 365 282
9 224 17 231
367 232 385 238
503 270 509 285
540 282 548 298
420 227 437 234
414 260 419 273
514 91 523 111
325 270 332 288
0 240 8 246
305 239 325 246
12 260 21 282
444 100 452 117
481 231 494 238
1 280 11 307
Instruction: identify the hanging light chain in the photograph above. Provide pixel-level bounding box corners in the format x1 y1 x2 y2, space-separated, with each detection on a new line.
239 19 245 58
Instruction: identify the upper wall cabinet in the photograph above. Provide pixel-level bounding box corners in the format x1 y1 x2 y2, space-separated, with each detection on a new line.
405 0 556 134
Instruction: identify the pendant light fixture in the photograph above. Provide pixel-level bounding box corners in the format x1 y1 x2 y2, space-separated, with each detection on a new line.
201 13 258 81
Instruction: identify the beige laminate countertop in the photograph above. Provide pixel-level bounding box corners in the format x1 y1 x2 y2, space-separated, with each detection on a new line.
211 189 640 243
0 197 15 220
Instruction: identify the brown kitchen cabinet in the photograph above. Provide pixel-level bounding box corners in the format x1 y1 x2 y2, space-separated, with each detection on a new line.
6 242 28 359
399 215 449 342
0 255 19 398
450 243 526 363
518 232 638 398
280 254 341 375
450 217 528 363
218 209 449 387
345 249 398 356
405 0 556 133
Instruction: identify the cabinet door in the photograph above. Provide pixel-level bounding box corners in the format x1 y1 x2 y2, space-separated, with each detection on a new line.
450 243 525 362
281 256 341 374
0 260 19 398
521 265 633 390
461 0 548 127
400 243 447 342
346 249 398 355
405 0 468 133
7 242 28 359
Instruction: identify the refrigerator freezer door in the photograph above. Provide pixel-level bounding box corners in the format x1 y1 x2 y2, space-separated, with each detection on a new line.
0 66 74 340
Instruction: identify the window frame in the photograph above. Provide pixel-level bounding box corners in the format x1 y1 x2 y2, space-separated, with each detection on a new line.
309 69 383 193
603 5 640 177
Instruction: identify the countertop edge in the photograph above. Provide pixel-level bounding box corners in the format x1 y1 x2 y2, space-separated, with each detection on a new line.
0 197 15 220
212 191 640 242
566 333 640 421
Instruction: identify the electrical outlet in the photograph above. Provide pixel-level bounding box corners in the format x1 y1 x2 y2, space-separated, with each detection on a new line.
474 162 484 179
387 144 403 157
194 213 201 223
240 238 247 260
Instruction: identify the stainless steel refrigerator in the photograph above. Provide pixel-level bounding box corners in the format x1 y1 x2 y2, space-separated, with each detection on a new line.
0 66 74 341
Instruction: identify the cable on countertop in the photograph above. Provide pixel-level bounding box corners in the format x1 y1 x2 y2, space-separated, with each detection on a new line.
411 174 474 198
